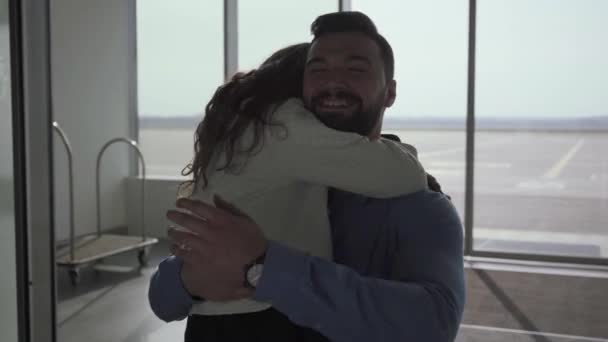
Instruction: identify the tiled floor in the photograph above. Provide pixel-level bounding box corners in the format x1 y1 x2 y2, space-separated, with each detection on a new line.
57 240 186 342
56 240 607 342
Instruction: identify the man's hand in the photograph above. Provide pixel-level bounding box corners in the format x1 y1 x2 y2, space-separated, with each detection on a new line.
166 195 268 301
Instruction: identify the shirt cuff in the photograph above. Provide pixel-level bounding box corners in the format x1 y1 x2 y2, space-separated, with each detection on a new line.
159 255 198 306
253 240 309 303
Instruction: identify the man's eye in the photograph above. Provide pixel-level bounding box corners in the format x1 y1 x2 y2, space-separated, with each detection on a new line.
308 68 326 74
348 67 367 73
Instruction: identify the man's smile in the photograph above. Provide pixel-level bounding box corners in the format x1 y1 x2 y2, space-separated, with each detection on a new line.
315 95 360 114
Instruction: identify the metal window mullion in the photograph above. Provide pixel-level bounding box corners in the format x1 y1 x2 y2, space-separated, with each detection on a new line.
128 0 139 176
224 0 238 81
339 0 352 11
464 0 477 256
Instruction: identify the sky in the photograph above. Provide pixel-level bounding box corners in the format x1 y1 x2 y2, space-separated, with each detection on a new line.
137 0 608 119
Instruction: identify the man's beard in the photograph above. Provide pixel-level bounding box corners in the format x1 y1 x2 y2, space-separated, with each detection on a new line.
308 90 384 136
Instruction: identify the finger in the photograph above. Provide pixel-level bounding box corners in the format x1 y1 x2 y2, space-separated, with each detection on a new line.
170 243 185 258
170 243 198 264
167 227 208 252
167 227 192 244
213 194 250 219
170 243 179 255
176 198 223 223
167 210 216 238
168 224 193 234
171 239 216 269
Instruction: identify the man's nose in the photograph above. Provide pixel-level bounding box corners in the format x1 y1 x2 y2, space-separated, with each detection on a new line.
317 67 349 83
320 78 349 95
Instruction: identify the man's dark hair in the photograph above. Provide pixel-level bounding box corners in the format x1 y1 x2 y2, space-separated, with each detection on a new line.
310 11 395 81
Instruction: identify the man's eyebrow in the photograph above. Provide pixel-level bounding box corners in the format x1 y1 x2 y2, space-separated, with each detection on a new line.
346 55 372 66
305 57 325 67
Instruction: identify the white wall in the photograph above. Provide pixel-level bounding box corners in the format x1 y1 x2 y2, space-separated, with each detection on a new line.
127 177 184 238
51 0 136 241
0 0 19 339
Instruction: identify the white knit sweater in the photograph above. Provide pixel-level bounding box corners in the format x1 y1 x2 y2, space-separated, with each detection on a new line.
190 98 427 315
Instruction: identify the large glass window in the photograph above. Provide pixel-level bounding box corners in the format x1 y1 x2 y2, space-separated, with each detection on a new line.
352 0 469 217
134 1 608 262
474 0 608 258
137 0 224 177
238 0 338 71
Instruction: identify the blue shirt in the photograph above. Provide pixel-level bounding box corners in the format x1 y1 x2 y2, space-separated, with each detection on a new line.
148 189 465 342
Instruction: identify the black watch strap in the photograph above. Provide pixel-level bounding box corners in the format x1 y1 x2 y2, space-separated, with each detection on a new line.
253 251 267 265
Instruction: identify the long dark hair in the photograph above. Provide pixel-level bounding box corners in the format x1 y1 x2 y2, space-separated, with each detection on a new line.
179 43 310 196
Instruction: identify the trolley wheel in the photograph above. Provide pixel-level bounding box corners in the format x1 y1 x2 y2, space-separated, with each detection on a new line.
138 248 150 267
69 268 80 287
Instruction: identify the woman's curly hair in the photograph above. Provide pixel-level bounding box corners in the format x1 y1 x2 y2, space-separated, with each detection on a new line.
179 43 310 197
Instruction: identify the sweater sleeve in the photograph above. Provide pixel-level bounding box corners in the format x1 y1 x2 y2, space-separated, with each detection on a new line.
270 98 427 198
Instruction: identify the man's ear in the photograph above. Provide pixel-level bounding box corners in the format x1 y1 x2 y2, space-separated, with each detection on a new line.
384 80 396 107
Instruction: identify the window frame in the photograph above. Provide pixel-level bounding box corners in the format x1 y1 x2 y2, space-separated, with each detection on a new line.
465 0 608 266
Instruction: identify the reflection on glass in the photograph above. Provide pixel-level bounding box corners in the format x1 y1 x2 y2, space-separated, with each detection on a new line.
238 0 338 71
474 0 608 258
137 0 224 176
353 0 468 218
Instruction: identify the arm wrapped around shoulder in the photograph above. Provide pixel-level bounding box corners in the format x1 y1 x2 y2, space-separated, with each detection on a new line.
269 98 428 198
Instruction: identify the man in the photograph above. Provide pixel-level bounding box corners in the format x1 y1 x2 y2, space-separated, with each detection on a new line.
149 11 465 342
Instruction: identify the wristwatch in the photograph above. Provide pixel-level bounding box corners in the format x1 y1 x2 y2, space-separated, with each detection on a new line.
244 251 266 289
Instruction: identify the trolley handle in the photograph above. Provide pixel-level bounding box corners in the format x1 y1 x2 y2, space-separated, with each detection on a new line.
96 138 147 241
52 122 77 261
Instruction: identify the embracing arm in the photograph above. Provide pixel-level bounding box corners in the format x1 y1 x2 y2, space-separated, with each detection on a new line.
271 98 427 198
254 191 465 342
148 255 196 322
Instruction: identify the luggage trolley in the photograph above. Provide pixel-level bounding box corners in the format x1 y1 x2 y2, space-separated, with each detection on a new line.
53 122 158 286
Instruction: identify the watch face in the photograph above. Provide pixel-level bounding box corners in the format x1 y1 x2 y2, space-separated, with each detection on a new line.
247 264 264 287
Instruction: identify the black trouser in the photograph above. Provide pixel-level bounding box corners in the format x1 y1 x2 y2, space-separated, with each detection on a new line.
185 308 330 342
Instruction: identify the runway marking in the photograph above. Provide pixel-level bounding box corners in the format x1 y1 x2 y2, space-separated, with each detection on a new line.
543 138 585 180
460 324 608 341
